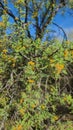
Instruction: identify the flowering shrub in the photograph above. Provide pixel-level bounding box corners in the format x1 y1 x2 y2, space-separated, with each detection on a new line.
0 25 73 129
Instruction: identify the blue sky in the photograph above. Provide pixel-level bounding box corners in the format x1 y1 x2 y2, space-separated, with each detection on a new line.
54 9 73 28
54 10 73 40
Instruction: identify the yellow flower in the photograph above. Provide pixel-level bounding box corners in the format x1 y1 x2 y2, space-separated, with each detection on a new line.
8 57 16 64
63 97 67 101
2 54 7 59
50 88 54 92
17 125 23 130
28 79 35 83
55 63 64 70
16 0 23 4
32 12 38 18
19 109 24 116
12 63 15 67
0 69 3 74
12 58 16 63
28 61 35 66
0 22 5 27
50 58 55 63
2 49 7 54
0 45 2 48
0 97 6 106
66 40 70 44
55 63 64 74
71 50 73 55
20 98 24 104
22 46 26 49
3 10 7 14
41 104 45 110
64 50 68 57
0 40 2 43
31 104 36 109
52 4 55 7
53 116 58 121
13 127 17 130
15 17 18 20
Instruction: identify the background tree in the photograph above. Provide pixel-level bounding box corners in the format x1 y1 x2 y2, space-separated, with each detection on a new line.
0 0 73 40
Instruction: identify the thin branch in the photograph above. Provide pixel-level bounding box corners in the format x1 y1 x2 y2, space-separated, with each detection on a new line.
52 22 67 41
24 0 31 38
42 3 65 34
0 2 20 23
19 52 30 60
48 48 59 58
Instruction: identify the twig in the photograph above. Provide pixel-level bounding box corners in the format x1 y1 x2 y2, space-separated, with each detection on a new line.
19 52 30 60
52 22 67 41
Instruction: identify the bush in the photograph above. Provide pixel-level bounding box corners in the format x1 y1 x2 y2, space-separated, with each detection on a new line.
0 31 73 129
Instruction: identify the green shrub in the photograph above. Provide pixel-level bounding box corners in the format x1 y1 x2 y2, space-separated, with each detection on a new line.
0 33 73 129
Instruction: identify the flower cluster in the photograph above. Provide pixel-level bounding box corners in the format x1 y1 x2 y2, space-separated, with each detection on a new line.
28 61 35 66
2 49 8 54
13 125 23 130
55 63 64 74
28 79 35 83
0 22 5 27
64 50 68 58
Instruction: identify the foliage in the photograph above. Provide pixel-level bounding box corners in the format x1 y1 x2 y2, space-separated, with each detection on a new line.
0 23 73 129
49 121 73 130
0 0 73 130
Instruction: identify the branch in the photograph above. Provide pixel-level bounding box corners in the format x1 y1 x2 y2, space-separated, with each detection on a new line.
0 1 32 38
48 48 59 58
19 52 30 60
25 0 31 38
52 22 67 41
42 3 66 34
0 1 20 23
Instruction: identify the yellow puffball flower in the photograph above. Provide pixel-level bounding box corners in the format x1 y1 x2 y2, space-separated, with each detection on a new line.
19 108 24 116
41 104 45 110
63 97 67 101
50 88 54 92
32 12 38 18
55 63 64 74
2 54 7 59
71 50 73 56
12 58 16 63
0 69 3 74
3 10 7 14
16 0 23 4
8 57 13 62
64 50 68 57
22 46 26 49
15 17 19 21
66 40 70 44
20 98 24 104
52 4 55 7
17 125 23 130
2 49 7 54
31 104 36 109
28 79 35 83
28 61 35 66
12 63 15 67
0 22 5 27
0 44 2 48
53 116 58 121
50 58 55 63
55 63 64 70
